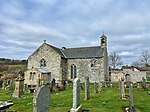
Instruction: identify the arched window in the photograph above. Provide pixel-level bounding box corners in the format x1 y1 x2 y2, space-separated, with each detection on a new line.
70 65 77 79
40 59 46 67
29 72 32 80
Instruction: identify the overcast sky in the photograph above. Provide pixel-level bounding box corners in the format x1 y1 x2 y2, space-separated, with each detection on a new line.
0 0 150 65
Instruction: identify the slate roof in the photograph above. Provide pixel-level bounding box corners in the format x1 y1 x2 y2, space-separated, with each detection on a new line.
36 68 50 73
30 43 104 59
62 46 104 59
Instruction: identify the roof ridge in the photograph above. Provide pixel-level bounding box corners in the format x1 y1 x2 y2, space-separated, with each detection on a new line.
64 46 100 50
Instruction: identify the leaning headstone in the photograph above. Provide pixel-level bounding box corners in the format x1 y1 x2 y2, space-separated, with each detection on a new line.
70 78 82 112
33 84 50 112
121 78 125 99
94 82 98 94
12 74 24 98
141 77 146 89
129 84 136 112
84 77 90 100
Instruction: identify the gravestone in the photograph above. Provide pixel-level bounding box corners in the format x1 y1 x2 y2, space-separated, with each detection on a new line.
12 74 24 98
125 74 131 86
33 84 50 112
129 84 136 112
2 80 7 90
84 77 90 100
121 78 125 99
70 78 82 112
98 80 102 92
51 78 56 92
24 84 27 91
33 73 51 112
94 82 98 94
141 77 146 89
118 79 121 94
9 80 13 90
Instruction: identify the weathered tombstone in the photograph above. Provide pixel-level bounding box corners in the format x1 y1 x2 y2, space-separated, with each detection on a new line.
9 80 13 90
2 80 7 90
84 77 90 100
118 79 121 94
70 78 82 112
94 82 98 94
33 73 51 112
125 74 131 86
24 84 27 91
129 84 136 112
121 78 125 99
98 80 102 92
141 77 146 89
51 78 56 92
12 74 24 98
33 84 50 112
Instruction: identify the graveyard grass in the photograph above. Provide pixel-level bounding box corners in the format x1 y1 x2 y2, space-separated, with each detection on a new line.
0 84 150 112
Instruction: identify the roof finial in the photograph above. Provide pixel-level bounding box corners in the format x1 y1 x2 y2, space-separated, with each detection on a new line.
44 40 46 43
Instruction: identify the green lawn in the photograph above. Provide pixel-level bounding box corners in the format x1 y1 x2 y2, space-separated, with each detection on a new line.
0 84 150 112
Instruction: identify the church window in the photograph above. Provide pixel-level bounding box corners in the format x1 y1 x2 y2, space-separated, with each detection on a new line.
40 59 46 67
33 72 36 80
70 65 77 79
29 72 32 80
71 66 73 79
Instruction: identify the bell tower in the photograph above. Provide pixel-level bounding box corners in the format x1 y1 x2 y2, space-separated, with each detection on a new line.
100 34 107 48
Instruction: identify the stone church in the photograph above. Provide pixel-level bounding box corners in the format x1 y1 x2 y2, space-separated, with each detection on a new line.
24 34 109 87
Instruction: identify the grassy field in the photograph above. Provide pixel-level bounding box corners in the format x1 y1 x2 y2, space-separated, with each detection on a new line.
0 84 150 112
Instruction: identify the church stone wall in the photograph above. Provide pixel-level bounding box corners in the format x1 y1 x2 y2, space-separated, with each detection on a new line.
28 44 62 83
67 58 105 83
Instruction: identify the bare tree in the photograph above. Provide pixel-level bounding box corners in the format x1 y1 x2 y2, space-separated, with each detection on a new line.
139 50 150 67
109 52 123 69
131 60 143 67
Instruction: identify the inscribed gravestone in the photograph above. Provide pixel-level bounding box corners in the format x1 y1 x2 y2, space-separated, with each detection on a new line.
85 77 90 100
12 74 24 98
142 77 146 89
70 78 82 112
129 84 136 112
121 78 125 99
94 82 98 94
33 84 50 112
